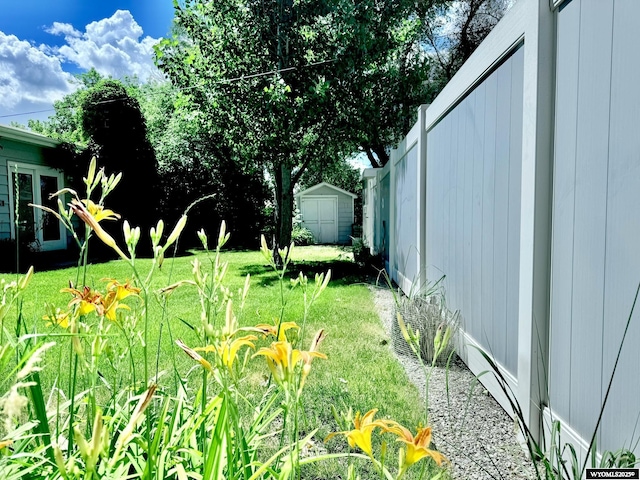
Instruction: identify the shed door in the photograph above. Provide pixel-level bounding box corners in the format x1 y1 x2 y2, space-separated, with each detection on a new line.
301 196 337 244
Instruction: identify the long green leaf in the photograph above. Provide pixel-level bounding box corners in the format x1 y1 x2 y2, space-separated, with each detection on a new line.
27 371 53 464
203 393 228 479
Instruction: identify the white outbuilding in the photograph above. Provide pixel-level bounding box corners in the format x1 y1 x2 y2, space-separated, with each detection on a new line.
295 182 357 245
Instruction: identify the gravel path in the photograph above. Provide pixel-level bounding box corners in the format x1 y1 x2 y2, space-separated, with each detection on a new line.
371 286 537 480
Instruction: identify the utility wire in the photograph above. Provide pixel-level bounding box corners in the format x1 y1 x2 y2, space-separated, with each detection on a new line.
0 59 335 120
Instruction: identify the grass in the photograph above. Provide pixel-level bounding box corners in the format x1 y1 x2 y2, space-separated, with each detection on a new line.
2 243 439 479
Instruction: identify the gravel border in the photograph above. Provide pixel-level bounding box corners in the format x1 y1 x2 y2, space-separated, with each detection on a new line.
371 286 537 480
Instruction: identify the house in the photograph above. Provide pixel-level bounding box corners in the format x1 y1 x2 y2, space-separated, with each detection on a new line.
0 125 67 252
295 182 357 245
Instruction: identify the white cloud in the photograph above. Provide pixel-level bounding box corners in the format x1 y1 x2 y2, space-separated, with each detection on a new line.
45 22 81 38
0 32 75 112
0 10 164 123
49 10 162 82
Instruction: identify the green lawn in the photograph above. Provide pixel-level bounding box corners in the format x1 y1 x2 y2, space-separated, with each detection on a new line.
2 245 440 478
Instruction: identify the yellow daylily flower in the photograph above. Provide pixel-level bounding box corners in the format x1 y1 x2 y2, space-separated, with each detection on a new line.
325 408 393 457
254 319 300 341
103 278 141 301
176 339 213 373
100 290 131 321
70 199 128 261
387 424 448 469
43 309 71 329
82 199 120 223
254 330 326 392
253 341 295 386
194 335 257 372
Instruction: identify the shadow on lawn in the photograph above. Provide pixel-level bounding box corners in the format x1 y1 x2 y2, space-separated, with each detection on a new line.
239 258 377 287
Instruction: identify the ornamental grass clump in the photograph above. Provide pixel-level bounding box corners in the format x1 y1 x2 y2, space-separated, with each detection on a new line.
0 158 450 479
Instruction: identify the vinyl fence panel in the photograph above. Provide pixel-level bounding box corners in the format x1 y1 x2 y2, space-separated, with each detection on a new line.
426 45 524 376
549 0 640 454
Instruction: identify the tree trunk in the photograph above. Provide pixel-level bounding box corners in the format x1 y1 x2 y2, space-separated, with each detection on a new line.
273 159 294 267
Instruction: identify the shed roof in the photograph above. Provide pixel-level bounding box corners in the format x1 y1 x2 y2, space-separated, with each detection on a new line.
0 124 60 148
295 181 357 199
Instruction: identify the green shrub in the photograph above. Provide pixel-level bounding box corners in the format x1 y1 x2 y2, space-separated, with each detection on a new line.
291 225 315 246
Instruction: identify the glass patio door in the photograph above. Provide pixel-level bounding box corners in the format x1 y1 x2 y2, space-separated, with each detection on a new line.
8 163 66 251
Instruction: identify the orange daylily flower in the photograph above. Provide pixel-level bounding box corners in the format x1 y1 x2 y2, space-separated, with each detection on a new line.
61 285 101 316
325 408 393 457
387 424 448 468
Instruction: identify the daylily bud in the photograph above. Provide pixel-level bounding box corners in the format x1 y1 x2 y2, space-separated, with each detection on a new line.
133 226 141 247
217 220 230 248
398 447 406 470
53 443 67 476
442 324 453 348
260 234 270 260
241 274 250 304
19 266 34 290
150 220 164 248
381 440 388 464
88 409 104 471
397 313 412 345
84 157 97 187
197 228 208 250
74 427 90 463
123 221 131 244
434 324 443 355
205 323 215 338
164 215 187 252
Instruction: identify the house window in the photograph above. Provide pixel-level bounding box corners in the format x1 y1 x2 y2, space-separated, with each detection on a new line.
7 162 66 251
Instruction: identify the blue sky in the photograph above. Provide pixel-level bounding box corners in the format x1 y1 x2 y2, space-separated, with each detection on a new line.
0 0 176 123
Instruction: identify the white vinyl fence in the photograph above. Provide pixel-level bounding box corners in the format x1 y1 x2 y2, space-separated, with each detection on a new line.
362 0 640 459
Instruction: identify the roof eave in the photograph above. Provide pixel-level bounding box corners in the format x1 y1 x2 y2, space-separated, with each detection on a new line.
0 125 60 148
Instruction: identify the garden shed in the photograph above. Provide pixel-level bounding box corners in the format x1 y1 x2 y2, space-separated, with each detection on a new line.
295 182 356 245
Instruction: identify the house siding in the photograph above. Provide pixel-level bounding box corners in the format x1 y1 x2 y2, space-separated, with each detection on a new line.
0 158 9 239
0 138 51 240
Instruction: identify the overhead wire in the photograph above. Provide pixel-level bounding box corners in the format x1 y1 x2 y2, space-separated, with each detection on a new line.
0 58 336 120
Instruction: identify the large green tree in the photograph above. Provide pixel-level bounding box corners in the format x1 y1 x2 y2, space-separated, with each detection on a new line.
155 0 443 257
80 79 160 245
138 82 270 248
